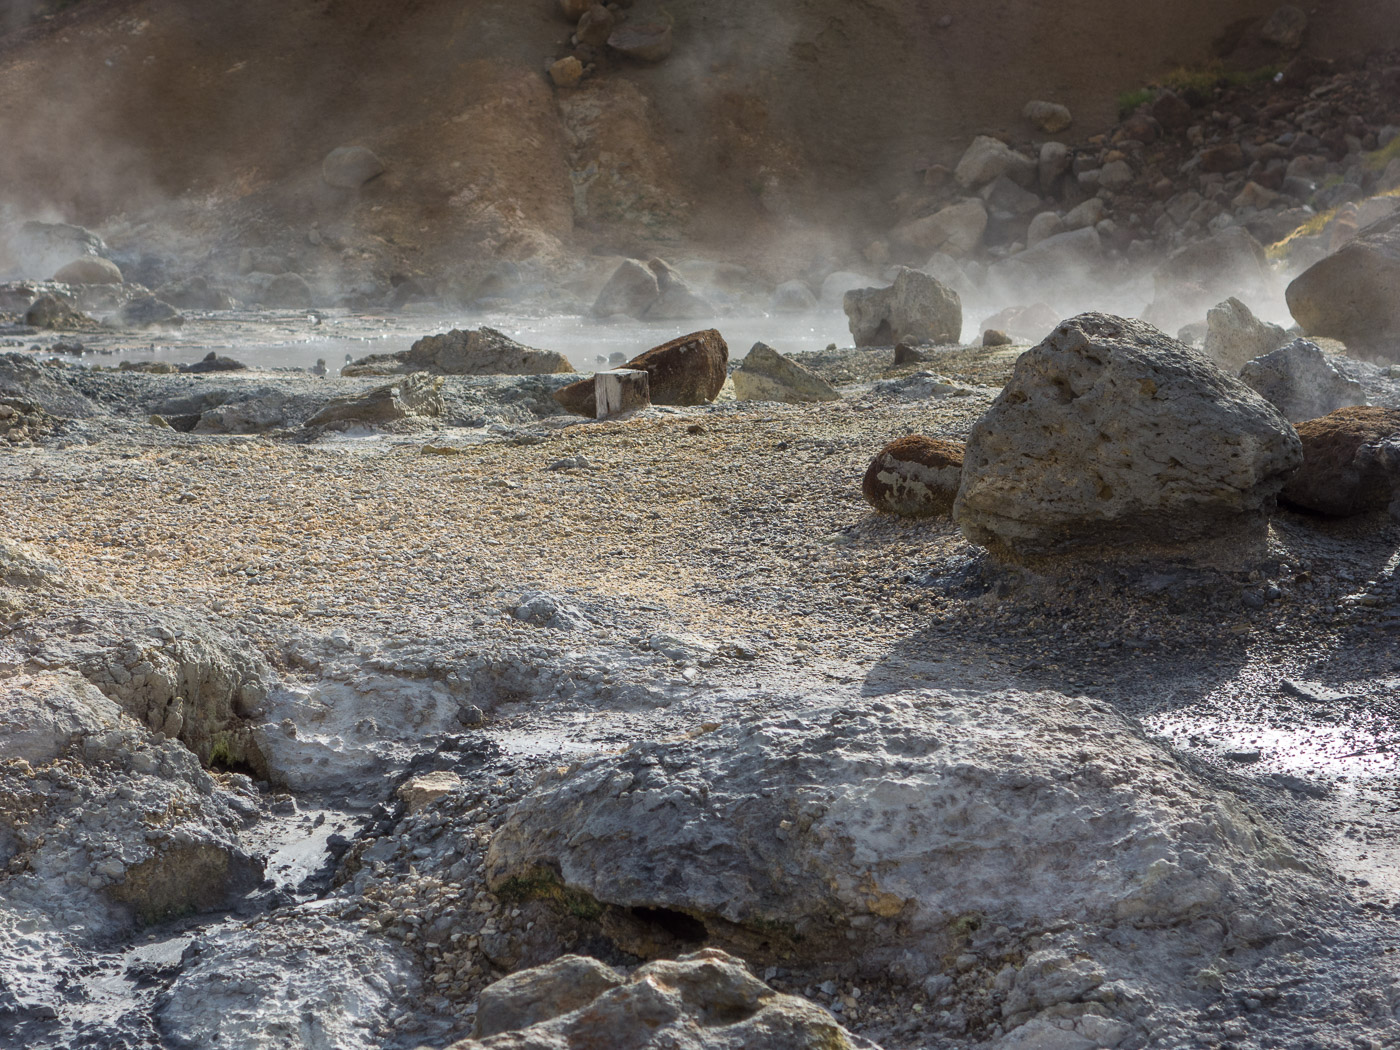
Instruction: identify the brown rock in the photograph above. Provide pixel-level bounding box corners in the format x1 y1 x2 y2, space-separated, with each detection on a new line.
982 328 1013 347
554 329 728 416
52 257 123 285
863 435 965 518
549 56 584 89
1285 210 1400 356
608 21 672 62
1151 91 1193 130
559 0 592 21
1200 143 1246 173
893 342 926 365
1281 406 1400 517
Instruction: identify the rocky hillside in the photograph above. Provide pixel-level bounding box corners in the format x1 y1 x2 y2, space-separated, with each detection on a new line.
1 0 1398 291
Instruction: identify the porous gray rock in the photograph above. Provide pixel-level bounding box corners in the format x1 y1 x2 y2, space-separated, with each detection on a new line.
1286 210 1400 357
449 950 870 1050
592 259 660 318
953 313 1303 557
844 267 961 347
1238 338 1366 422
732 343 839 404
1203 297 1288 373
0 352 98 417
321 145 386 188
304 372 444 429
485 690 1314 1009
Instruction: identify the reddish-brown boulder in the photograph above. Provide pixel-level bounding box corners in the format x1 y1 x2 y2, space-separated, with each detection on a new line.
1281 406 1400 517
554 329 729 416
863 436 965 518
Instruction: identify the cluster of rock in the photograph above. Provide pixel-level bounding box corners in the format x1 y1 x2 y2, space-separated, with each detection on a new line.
862 312 1398 558
549 0 674 89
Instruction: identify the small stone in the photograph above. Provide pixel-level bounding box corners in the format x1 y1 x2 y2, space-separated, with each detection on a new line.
549 56 584 88
982 329 1012 347
1023 101 1072 134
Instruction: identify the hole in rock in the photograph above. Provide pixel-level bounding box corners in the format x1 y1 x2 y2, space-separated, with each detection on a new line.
630 906 708 945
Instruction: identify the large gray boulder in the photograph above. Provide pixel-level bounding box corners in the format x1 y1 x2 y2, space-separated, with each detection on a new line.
1239 338 1366 422
449 951 870 1050
592 259 660 318
954 313 1303 557
731 342 839 404
843 267 961 347
954 136 1035 189
1286 210 1400 357
892 199 988 256
1202 297 1288 373
485 689 1315 1041
382 327 576 376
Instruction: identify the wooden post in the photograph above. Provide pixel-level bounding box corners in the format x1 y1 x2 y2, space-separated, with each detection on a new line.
595 368 650 419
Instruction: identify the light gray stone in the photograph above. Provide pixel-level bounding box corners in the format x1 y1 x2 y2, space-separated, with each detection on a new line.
1026 212 1065 248
1023 100 1072 134
732 343 839 404
592 259 660 318
1203 297 1288 373
955 136 1036 189
843 267 961 347
954 313 1302 556
893 198 988 256
1238 338 1367 422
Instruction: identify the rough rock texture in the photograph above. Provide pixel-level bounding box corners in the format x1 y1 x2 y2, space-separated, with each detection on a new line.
954 313 1303 556
181 351 247 374
156 912 419 1050
862 435 964 518
23 293 90 330
349 328 574 376
844 268 961 348
52 257 122 285
398 771 463 813
304 372 445 428
1022 100 1072 133
554 330 728 416
1202 297 1288 373
1238 338 1367 422
1286 210 1400 357
321 145 386 188
111 295 183 329
1281 406 1400 517
0 353 98 417
732 343 840 404
448 950 870 1050
485 692 1317 1038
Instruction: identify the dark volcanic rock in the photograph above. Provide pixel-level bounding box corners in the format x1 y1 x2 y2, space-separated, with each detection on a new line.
554 329 728 416
181 352 248 374
1281 406 1400 517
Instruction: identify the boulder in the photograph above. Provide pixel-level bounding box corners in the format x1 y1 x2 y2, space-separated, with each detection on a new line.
893 199 988 256
0 352 98 417
1285 210 1400 357
23 293 90 329
1238 338 1366 422
1026 211 1064 247
982 328 1013 347
1281 406 1400 517
1007 226 1102 273
592 259 660 318
843 267 961 348
192 392 292 434
769 279 817 313
1023 100 1072 134
396 327 574 375
181 352 248 374
1061 197 1105 231
52 257 122 285
1038 141 1071 194
396 771 463 814
954 313 1303 557
731 343 839 404
643 258 712 320
305 373 444 428
954 136 1035 189
111 295 183 329
862 435 964 517
559 0 591 19
321 146 385 189
554 330 728 416
485 691 1314 1006
1202 297 1288 373
448 951 868 1050
980 175 1042 219
575 4 615 46
608 21 673 62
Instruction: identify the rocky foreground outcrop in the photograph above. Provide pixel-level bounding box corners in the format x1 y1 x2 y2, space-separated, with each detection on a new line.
954 313 1302 557
485 690 1320 1047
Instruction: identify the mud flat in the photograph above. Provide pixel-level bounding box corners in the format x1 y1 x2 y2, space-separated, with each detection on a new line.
2 337 1400 1050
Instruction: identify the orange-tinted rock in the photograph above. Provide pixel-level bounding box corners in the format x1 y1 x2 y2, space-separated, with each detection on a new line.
863 435 965 518
1281 406 1400 516
554 329 728 416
